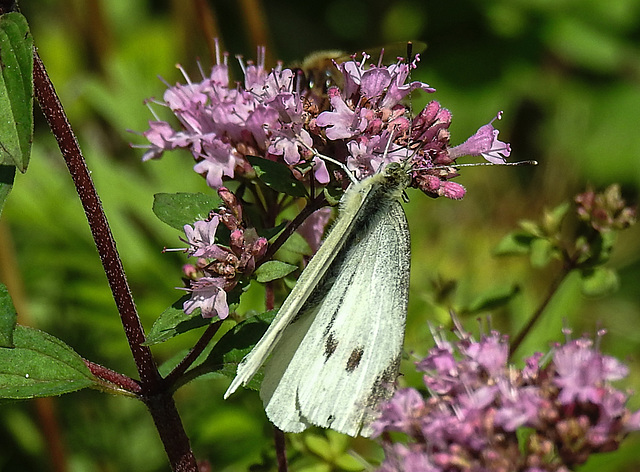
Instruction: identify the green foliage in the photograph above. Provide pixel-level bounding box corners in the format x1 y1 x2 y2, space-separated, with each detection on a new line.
254 260 298 283
295 431 366 471
0 164 16 217
0 325 95 399
196 310 276 389
580 266 620 296
153 192 222 230
465 284 521 314
0 12 33 216
0 284 17 348
144 296 210 346
0 12 33 173
247 155 309 198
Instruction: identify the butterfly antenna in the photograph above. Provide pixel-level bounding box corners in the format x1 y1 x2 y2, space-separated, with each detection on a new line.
431 160 538 170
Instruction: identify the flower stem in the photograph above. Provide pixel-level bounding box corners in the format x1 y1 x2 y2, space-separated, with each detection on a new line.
165 321 223 388
274 427 288 472
84 360 142 394
33 50 198 471
509 262 573 357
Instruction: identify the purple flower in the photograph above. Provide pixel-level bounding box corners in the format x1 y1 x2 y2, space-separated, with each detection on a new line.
371 388 425 436
296 207 333 253
374 322 639 471
448 111 512 164
462 331 509 377
378 444 439 472
137 42 513 202
181 277 228 319
315 87 369 140
553 337 628 406
175 187 268 320
494 382 544 431
184 217 226 259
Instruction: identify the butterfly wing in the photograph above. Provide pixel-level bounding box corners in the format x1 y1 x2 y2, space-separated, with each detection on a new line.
260 200 410 436
224 182 376 399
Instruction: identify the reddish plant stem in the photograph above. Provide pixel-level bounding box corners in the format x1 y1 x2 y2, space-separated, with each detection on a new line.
33 51 197 471
274 427 288 472
164 321 223 387
33 51 159 390
84 360 143 394
263 282 288 471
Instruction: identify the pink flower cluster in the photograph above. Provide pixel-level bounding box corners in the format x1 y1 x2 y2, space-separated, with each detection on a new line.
373 324 640 472
178 188 267 319
139 41 511 200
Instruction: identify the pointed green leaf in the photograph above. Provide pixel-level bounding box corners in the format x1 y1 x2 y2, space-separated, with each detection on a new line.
334 453 364 471
152 192 222 231
0 325 94 399
518 220 543 237
493 231 537 256
247 155 308 197
258 220 288 241
0 164 16 217
305 434 333 460
0 12 33 172
0 284 17 348
144 296 210 345
466 284 521 314
580 266 619 296
530 238 554 267
275 231 313 267
254 260 298 283
198 310 276 389
542 202 570 234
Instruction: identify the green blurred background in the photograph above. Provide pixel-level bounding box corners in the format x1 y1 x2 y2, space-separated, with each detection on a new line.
1 0 640 470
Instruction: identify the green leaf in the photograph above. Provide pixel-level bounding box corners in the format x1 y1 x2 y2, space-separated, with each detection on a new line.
466 284 520 314
0 325 94 399
579 231 616 267
493 231 537 256
516 426 535 455
0 284 17 348
0 12 33 173
323 185 344 207
542 202 570 234
334 453 364 471
246 155 308 198
254 260 298 283
144 296 210 345
530 237 554 268
256 221 287 242
152 192 222 231
275 231 313 268
580 266 619 296
197 310 276 389
518 220 543 237
0 164 16 217
305 434 332 461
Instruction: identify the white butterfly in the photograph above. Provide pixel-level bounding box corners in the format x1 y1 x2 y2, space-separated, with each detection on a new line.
225 162 411 437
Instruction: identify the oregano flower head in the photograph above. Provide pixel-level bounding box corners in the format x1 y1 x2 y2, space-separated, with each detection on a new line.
138 40 511 200
372 323 640 472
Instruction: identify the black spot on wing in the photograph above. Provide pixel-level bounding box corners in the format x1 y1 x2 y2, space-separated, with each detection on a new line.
366 354 402 411
324 332 338 360
346 346 364 373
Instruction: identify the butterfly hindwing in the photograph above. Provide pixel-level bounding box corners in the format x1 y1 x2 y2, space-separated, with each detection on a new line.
261 199 410 436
